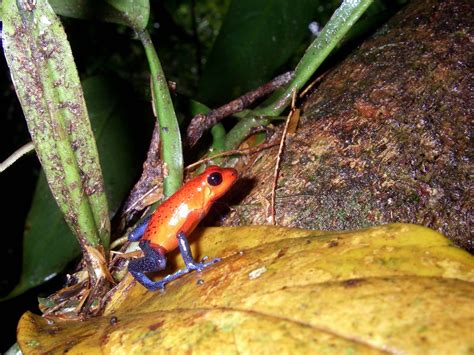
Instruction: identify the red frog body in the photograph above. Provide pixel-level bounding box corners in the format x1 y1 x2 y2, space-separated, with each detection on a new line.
128 166 238 291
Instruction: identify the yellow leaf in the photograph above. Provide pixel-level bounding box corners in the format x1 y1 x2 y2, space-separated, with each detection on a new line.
17 224 474 354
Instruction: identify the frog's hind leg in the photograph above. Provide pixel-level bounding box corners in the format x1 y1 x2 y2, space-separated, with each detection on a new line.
128 232 221 291
128 240 167 291
139 231 220 290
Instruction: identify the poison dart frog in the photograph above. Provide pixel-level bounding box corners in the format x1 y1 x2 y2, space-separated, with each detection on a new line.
128 166 238 291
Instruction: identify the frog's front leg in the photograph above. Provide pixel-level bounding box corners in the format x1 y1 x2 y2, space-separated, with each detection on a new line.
128 240 168 291
128 215 152 241
148 231 221 288
176 231 221 271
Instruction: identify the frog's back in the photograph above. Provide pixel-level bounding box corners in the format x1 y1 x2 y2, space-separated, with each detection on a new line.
142 176 208 252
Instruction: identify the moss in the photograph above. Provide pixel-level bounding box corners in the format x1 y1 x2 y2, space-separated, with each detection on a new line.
224 0 473 252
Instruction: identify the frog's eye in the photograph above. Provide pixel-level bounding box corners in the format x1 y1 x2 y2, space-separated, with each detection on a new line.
207 172 223 186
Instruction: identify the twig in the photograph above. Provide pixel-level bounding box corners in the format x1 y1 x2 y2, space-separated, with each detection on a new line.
122 122 163 215
271 90 297 225
123 184 159 216
109 236 130 251
185 143 279 171
186 71 294 147
110 249 142 258
299 70 329 98
0 142 35 173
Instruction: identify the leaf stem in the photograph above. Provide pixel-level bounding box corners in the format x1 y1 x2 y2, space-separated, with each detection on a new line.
138 30 183 197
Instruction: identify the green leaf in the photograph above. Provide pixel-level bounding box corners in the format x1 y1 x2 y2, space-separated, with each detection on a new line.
4 76 150 299
48 0 150 30
197 0 320 106
85 77 149 214
3 0 110 249
223 0 375 149
6 173 79 299
255 0 374 117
